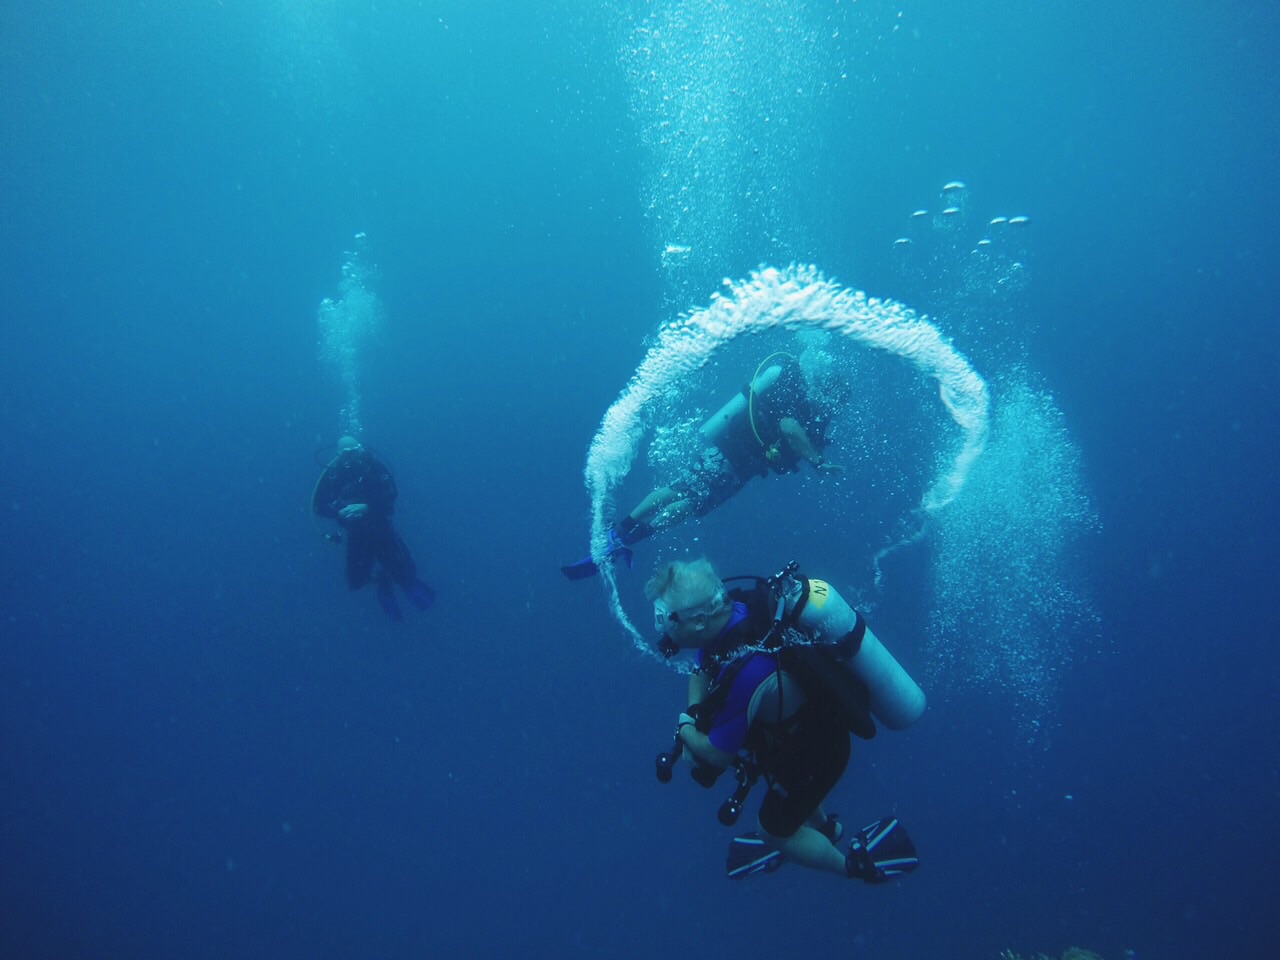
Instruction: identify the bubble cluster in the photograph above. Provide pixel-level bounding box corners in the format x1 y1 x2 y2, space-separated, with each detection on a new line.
258 0 359 135
619 1 858 307
883 183 1101 739
926 370 1100 738
892 181 1033 371
317 233 383 437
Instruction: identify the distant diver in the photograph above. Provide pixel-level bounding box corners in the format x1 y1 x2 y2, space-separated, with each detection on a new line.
650 556 922 883
562 352 844 580
311 436 435 621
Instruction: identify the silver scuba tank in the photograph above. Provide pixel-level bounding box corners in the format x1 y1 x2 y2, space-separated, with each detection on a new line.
789 577 926 731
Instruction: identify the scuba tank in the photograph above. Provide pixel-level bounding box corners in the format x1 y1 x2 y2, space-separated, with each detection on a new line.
698 362 784 445
784 573 926 731
733 562 926 733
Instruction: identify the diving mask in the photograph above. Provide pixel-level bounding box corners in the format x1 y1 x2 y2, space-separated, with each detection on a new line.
653 588 728 635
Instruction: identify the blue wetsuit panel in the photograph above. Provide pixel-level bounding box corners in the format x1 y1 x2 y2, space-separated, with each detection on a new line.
695 604 779 754
705 653 777 753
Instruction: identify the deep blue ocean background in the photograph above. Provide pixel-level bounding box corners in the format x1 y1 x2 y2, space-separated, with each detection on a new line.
2 2 1276 958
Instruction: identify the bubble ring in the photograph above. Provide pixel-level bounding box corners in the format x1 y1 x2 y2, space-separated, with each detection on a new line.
586 264 989 655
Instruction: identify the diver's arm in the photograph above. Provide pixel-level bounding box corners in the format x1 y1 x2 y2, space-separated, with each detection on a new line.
678 723 734 771
779 417 821 462
680 671 733 770
780 417 842 473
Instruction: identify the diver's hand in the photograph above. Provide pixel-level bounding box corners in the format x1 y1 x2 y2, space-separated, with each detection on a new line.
674 713 697 761
339 503 369 520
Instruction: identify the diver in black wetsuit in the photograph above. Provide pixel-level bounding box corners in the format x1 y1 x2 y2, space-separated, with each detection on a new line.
312 436 434 620
562 353 845 580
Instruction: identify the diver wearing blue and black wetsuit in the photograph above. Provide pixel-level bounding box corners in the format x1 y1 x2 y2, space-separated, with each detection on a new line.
647 556 919 883
677 589 851 873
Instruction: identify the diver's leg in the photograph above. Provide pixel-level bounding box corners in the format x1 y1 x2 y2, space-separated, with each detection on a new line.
760 823 848 877
626 448 731 535
757 717 852 877
561 492 674 580
697 449 750 516
345 527 376 589
806 806 842 843
636 494 697 533
377 523 416 588
374 570 403 621
624 486 684 536
562 459 699 580
757 780 847 877
371 521 433 611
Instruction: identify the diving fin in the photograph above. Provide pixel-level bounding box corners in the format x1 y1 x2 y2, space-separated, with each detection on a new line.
726 815 841 880
560 528 633 581
560 555 601 580
726 832 786 880
406 578 435 610
376 575 403 621
846 816 919 883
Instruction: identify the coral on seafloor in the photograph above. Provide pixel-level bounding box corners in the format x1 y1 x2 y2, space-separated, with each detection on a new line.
1001 949 1106 960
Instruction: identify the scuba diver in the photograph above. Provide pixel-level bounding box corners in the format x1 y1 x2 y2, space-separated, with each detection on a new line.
649 556 922 882
311 436 435 621
562 352 845 580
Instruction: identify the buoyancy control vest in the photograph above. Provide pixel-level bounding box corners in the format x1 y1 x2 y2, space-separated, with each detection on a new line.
696 563 926 742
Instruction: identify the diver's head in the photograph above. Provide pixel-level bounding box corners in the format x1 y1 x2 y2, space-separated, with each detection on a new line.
645 557 731 652
338 435 362 452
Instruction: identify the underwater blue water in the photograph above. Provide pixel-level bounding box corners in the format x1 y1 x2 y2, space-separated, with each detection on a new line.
1 2 1276 958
